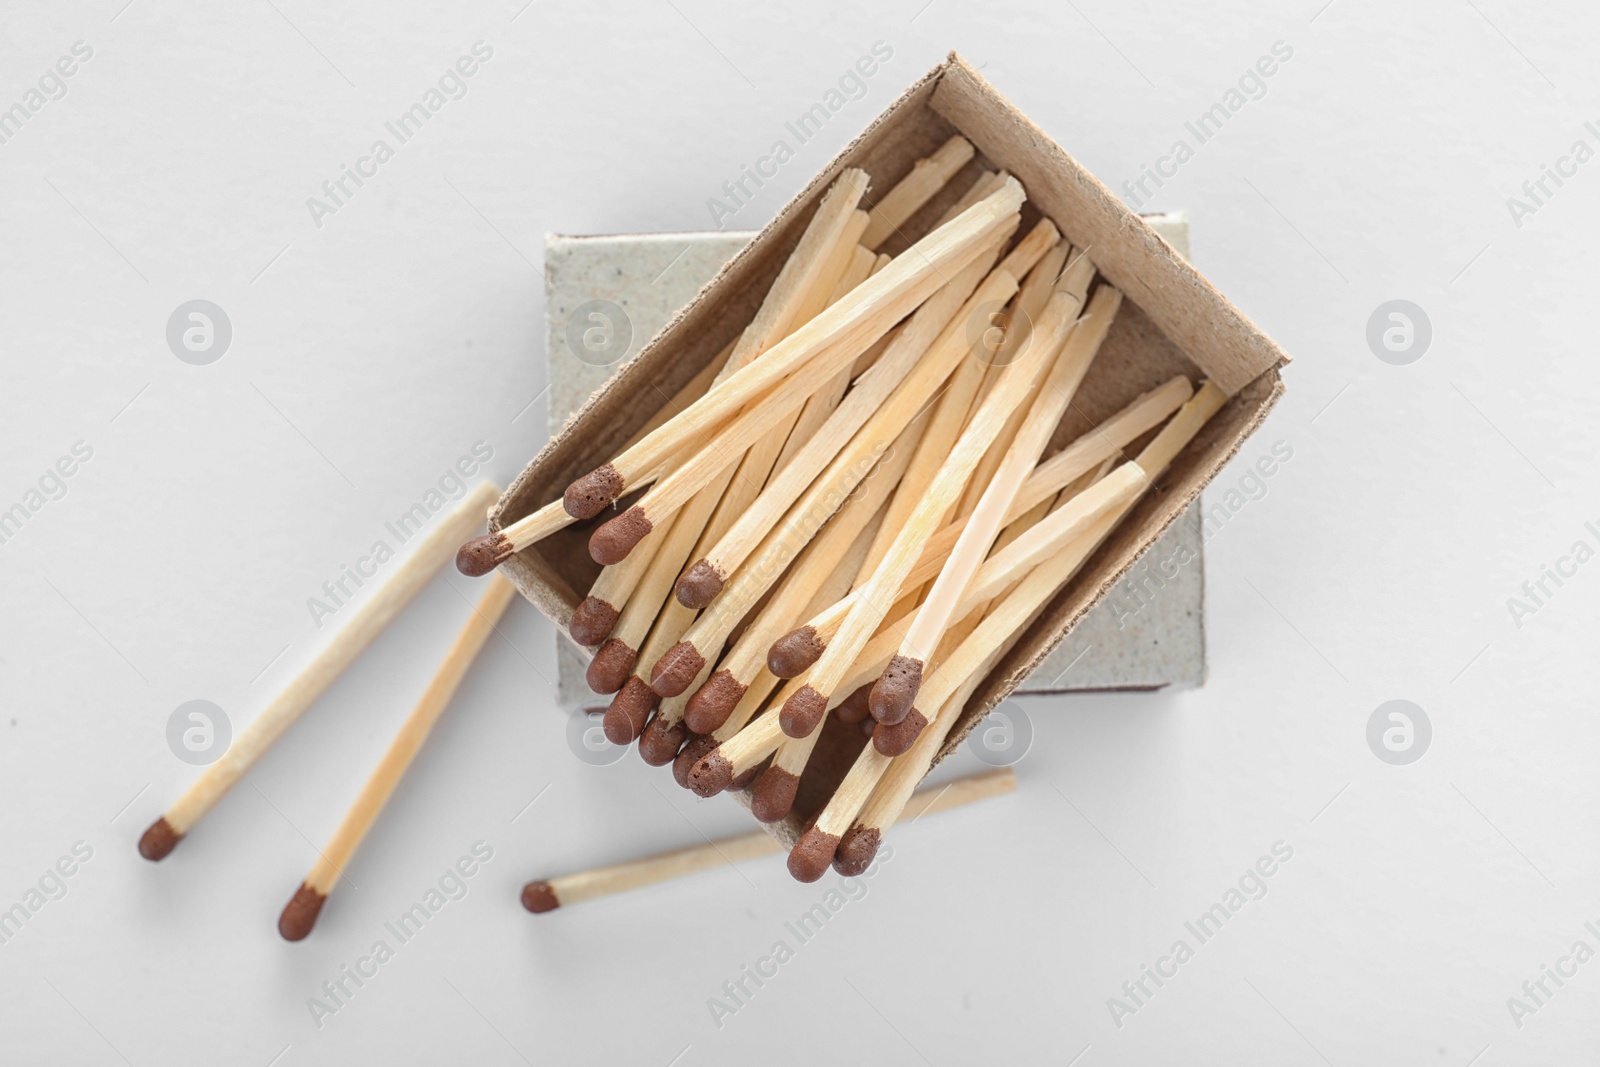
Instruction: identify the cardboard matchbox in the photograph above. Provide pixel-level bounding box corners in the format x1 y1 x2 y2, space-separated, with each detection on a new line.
493 54 1288 843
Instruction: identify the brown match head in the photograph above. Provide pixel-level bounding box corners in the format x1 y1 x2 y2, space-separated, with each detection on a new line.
686 747 734 798
869 654 924 725
683 669 747 734
859 716 877 738
278 882 327 941
137 817 182 862
872 706 927 756
833 826 882 877
787 827 842 883
585 638 637 695
750 766 801 823
779 685 828 739
563 463 623 519
674 559 726 609
767 625 824 678
833 683 873 725
455 532 513 576
568 596 620 647
521 880 560 913
603 676 657 745
589 506 653 566
638 714 688 766
673 734 718 789
648 641 705 699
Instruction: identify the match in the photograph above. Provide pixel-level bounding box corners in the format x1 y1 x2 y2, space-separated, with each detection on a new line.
279 574 516 940
139 481 501 862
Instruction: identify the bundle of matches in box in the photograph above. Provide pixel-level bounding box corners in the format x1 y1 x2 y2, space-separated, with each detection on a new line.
457 136 1227 883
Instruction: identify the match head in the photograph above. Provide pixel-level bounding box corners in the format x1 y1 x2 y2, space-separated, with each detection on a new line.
603 677 657 745
673 734 719 789
869 655 924 725
563 463 623 519
833 826 881 877
569 596 620 647
674 559 726 610
455 532 513 576
779 685 828 738
686 747 734 798
859 716 877 738
833 683 873 725
683 670 747 734
750 766 800 823
278 882 327 942
638 714 688 766
767 626 824 678
589 506 653 566
648 641 705 699
787 826 842 883
521 880 560 914
585 638 637 695
872 707 928 757
730 758 767 793
137 817 183 862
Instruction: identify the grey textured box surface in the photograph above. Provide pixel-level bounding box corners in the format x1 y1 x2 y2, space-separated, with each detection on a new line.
543 217 1205 708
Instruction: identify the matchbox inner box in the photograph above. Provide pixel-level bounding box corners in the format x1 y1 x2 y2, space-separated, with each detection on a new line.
494 53 1287 844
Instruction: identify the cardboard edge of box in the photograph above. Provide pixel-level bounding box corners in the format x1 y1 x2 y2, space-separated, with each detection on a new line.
494 53 1288 846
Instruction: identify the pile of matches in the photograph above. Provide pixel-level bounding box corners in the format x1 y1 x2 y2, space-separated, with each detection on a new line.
458 136 1227 882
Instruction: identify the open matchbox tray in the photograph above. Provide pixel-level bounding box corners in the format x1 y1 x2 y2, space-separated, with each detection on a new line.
492 53 1288 845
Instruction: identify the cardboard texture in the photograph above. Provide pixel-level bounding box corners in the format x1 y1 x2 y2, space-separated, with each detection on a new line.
542 217 1206 706
494 54 1287 845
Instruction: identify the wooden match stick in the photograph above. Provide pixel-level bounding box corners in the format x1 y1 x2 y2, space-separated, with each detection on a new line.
763 373 1193 679
568 337 741 646
869 283 1123 725
853 384 1229 808
937 170 1006 227
654 397 921 703
279 575 517 940
836 669 1002 876
454 179 1025 574
520 767 1015 913
861 134 976 250
786 684 974 881
672 228 1020 610
850 231 1062 590
679 417 919 734
770 263 1096 741
794 467 1137 882
570 179 1019 519
587 177 871 695
585 195 872 567
956 240 1074 517
139 481 501 862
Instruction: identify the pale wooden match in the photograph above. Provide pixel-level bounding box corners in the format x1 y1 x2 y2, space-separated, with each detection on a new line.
279 574 517 940
520 767 1014 913
139 481 501 862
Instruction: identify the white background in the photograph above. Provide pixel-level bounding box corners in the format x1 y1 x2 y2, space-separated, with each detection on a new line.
2 1 1597 1063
